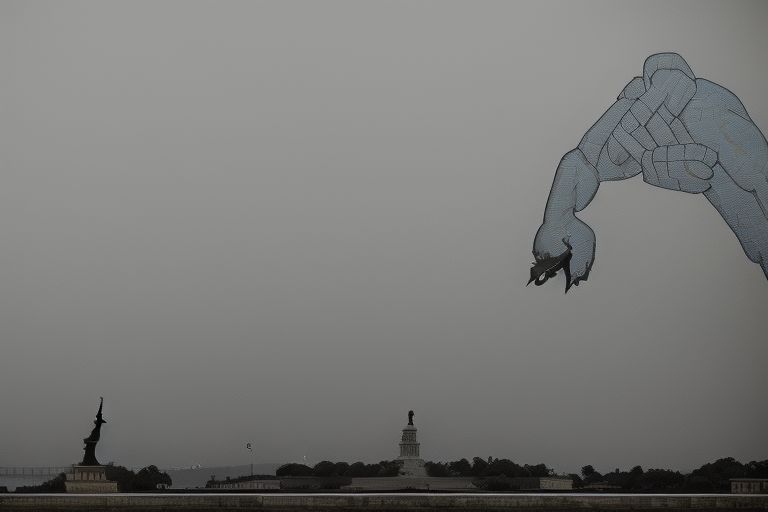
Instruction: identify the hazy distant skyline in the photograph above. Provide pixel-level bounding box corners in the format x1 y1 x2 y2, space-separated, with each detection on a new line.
1 0 767 476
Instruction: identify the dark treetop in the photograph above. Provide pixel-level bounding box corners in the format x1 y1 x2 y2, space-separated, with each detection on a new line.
81 397 107 466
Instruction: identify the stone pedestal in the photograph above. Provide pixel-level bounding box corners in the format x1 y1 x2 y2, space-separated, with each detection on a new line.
397 424 427 477
64 465 118 493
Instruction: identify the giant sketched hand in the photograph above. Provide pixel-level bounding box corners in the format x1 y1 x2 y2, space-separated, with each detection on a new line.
531 53 768 291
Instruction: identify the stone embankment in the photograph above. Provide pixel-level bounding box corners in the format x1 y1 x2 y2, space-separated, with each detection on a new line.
1 493 768 511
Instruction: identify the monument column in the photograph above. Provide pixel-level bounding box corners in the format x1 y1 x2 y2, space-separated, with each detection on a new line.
397 410 426 477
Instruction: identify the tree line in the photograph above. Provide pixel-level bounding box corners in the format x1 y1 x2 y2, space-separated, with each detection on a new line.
15 456 768 493
276 460 401 478
275 457 553 480
276 456 768 493
425 457 551 478
574 457 768 493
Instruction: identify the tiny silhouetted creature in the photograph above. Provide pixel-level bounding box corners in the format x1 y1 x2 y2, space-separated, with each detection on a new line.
408 410 414 426
81 397 107 466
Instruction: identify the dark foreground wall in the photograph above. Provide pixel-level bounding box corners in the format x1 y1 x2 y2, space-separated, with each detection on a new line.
1 493 768 512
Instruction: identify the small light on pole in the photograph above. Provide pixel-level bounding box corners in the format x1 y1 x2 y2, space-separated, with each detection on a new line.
246 442 253 476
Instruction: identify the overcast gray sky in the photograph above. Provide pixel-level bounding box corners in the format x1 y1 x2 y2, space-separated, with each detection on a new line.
1 0 767 475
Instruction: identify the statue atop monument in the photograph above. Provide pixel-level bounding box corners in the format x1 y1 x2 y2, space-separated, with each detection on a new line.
398 410 425 476
81 397 107 466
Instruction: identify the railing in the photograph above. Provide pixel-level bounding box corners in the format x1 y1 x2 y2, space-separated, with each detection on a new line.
0 466 71 478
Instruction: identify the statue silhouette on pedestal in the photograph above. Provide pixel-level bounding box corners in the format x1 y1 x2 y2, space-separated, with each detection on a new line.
65 397 118 493
81 397 106 466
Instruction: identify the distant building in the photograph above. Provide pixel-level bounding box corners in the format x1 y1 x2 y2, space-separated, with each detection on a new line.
731 478 768 494
507 477 573 490
343 477 476 492
342 475 572 492
206 475 280 490
583 481 622 491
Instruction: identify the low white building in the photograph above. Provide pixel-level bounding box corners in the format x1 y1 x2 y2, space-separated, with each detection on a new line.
527 477 573 490
207 478 280 490
731 478 768 494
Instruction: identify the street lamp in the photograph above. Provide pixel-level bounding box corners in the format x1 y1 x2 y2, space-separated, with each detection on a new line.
246 442 253 477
